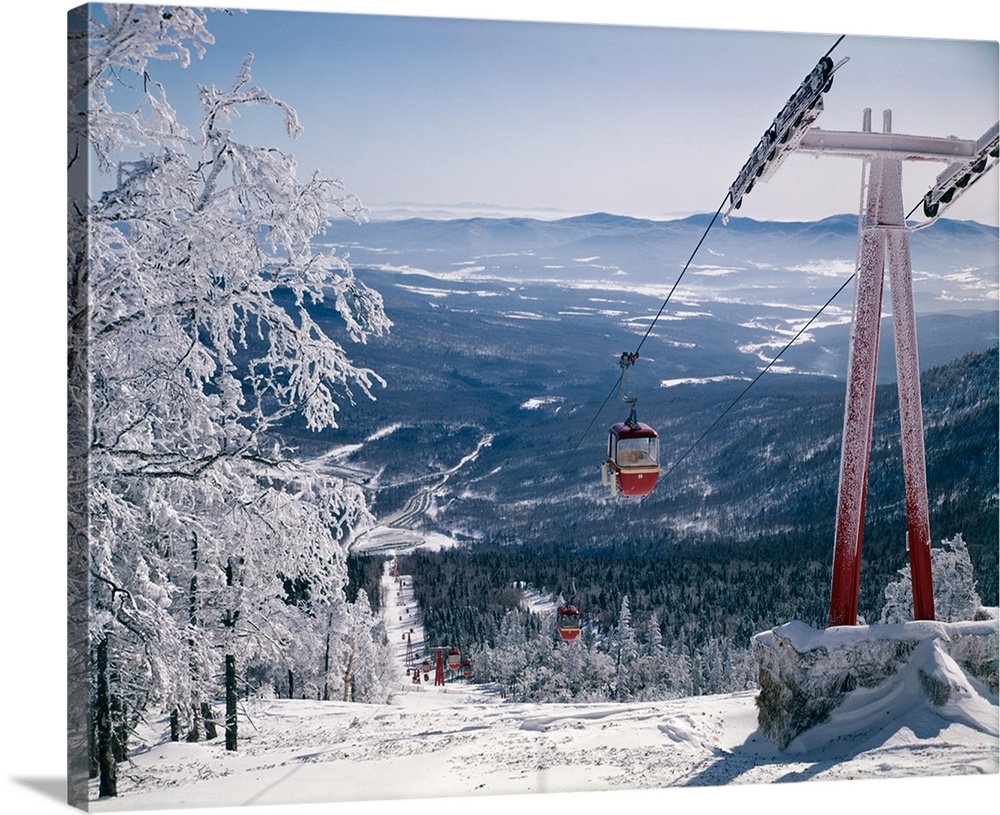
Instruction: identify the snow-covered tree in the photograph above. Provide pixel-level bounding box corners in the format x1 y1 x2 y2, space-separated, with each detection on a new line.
613 595 640 699
338 589 396 702
69 5 390 798
928 534 985 622
632 611 674 700
488 609 531 694
880 533 984 624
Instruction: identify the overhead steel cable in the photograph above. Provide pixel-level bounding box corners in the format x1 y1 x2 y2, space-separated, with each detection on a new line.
533 36 850 514
823 34 846 60
634 195 729 357
660 270 857 482
532 197 728 517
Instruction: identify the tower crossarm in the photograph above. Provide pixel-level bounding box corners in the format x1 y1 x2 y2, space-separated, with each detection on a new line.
796 128 979 162
797 120 998 227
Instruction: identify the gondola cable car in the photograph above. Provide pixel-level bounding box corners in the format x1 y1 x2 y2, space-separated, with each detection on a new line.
556 604 582 642
601 352 660 497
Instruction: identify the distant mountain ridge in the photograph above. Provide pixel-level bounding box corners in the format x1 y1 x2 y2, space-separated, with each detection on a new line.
320 212 998 317
350 210 994 240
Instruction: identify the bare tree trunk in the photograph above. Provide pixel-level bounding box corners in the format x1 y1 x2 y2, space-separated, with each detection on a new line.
225 655 238 751
95 637 117 797
342 638 356 702
186 535 206 743
111 697 128 763
322 623 331 701
201 702 218 740
186 705 201 742
224 557 239 751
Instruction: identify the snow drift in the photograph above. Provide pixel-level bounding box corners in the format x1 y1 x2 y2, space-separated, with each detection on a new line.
753 616 999 749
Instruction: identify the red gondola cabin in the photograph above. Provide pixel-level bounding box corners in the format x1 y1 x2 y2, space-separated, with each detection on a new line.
603 421 660 497
556 605 582 641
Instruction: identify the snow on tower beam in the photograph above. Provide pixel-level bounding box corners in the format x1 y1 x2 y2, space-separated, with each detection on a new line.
796 121 998 226
796 128 980 162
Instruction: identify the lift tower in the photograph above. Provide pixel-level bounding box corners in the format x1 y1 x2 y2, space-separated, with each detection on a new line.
796 113 998 626
723 47 998 628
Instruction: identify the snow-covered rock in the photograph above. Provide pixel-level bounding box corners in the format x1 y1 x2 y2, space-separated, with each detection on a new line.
752 617 999 749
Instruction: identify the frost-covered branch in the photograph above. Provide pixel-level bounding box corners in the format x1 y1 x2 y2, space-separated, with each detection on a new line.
73 7 395 762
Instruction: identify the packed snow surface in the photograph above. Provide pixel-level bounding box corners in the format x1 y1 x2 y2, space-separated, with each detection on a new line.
87 558 999 814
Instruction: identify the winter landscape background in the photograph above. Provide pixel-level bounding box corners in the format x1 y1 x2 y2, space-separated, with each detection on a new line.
9 2 1000 815
67 203 999 811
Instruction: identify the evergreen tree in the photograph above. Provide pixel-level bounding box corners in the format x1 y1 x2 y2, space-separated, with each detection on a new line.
931 534 985 622
880 533 985 623
614 595 640 700
341 590 396 703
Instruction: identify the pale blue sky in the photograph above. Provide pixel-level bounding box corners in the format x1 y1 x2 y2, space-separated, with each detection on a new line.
110 1 1000 225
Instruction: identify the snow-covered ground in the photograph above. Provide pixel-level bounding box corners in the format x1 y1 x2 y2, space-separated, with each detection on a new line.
69 555 998 815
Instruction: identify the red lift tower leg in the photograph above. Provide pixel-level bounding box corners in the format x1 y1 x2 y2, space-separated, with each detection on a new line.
887 228 935 620
829 216 885 627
